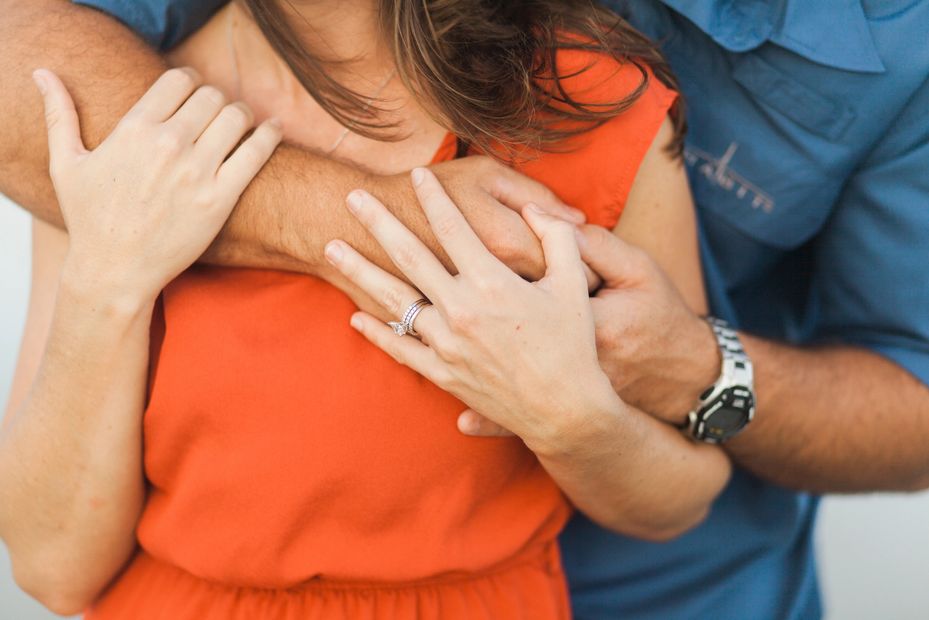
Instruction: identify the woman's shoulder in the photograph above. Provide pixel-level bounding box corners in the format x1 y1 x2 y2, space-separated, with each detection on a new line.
516 47 679 228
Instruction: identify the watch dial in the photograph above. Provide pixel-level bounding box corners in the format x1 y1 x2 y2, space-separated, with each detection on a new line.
704 387 754 440
708 406 747 432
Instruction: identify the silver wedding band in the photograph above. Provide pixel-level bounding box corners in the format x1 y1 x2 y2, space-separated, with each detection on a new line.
388 298 431 337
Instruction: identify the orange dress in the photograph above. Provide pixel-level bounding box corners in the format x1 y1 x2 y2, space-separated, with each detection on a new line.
85 52 675 620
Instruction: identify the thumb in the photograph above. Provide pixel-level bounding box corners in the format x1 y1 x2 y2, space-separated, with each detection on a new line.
522 203 587 291
33 69 86 170
458 409 516 438
575 224 645 289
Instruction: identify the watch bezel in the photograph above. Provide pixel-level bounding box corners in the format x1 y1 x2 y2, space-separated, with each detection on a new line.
691 385 755 443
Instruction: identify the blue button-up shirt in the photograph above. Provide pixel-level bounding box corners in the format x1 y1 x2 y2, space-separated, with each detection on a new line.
72 1 929 618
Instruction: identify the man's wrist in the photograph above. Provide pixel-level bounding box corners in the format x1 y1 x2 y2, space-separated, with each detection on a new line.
666 315 723 423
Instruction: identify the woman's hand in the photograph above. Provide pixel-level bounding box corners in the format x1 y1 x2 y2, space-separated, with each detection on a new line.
33 67 282 305
324 167 622 454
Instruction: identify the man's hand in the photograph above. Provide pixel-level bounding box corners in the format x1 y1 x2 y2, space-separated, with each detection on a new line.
576 224 719 423
430 156 586 280
314 156 590 323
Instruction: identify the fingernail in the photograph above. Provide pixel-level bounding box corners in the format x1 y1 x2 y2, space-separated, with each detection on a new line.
32 70 47 95
346 191 364 213
458 412 478 434
350 314 363 331
268 117 282 129
526 202 544 215
324 241 343 264
411 168 425 187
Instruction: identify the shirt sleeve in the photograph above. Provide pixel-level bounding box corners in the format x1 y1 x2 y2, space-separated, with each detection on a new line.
73 0 225 50
809 77 929 387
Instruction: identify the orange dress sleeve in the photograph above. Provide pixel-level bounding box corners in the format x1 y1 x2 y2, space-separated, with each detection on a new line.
514 49 679 228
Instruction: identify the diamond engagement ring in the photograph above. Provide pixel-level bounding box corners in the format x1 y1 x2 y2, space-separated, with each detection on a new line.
388 298 431 337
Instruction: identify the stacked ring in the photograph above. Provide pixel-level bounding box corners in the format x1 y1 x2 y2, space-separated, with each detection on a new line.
388 298 431 337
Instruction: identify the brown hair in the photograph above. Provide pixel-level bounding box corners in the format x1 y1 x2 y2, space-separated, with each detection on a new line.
241 0 685 159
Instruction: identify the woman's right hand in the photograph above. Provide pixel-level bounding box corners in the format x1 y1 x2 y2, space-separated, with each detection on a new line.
33 67 282 304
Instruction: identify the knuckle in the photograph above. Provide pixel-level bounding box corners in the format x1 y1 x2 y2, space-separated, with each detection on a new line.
190 190 216 210
381 287 405 316
445 304 477 332
155 129 185 154
163 67 198 91
222 103 252 129
392 243 419 272
43 108 61 130
432 214 459 238
235 143 265 168
474 155 497 174
432 335 460 363
197 85 225 106
472 275 501 295
116 113 144 135
548 219 573 236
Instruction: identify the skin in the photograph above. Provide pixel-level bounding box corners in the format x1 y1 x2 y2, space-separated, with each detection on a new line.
463 205 929 494
327 168 729 538
0 69 281 615
0 1 726 614
0 0 580 288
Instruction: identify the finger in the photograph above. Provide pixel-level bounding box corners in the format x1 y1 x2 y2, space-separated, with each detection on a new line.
345 188 456 300
164 85 229 143
324 239 443 337
349 311 451 386
33 69 87 168
489 165 586 224
411 167 500 274
521 203 586 293
195 102 258 172
215 118 282 199
575 224 645 289
457 410 516 438
125 67 202 123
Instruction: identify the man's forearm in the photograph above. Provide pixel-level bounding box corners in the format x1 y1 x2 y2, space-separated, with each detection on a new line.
0 0 447 284
726 336 929 493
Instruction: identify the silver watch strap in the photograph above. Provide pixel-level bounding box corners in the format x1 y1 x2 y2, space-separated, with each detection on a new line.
684 317 755 442
706 318 754 388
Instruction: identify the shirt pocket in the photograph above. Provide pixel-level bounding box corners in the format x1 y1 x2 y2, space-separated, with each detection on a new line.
667 39 857 250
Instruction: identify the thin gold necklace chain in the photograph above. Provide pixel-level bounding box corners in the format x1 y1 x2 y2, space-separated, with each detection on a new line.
226 7 396 156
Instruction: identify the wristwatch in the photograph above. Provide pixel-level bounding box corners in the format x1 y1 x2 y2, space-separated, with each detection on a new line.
683 318 755 444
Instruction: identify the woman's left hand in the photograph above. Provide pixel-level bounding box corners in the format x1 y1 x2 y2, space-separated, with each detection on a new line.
324 167 622 453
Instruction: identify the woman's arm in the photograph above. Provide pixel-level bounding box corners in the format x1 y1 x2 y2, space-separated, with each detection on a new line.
0 68 280 615
602 118 721 419
540 119 730 539
0 221 151 615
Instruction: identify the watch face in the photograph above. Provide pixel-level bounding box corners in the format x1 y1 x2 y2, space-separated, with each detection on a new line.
703 387 754 441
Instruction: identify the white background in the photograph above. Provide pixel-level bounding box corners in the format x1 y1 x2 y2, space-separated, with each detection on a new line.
1 197 928 619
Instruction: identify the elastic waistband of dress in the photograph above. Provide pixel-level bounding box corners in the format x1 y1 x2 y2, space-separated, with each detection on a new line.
140 539 564 593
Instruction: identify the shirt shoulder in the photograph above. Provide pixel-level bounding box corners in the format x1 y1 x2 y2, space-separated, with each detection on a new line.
73 0 224 50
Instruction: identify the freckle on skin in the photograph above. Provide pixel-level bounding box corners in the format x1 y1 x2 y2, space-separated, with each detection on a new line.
88 496 106 510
